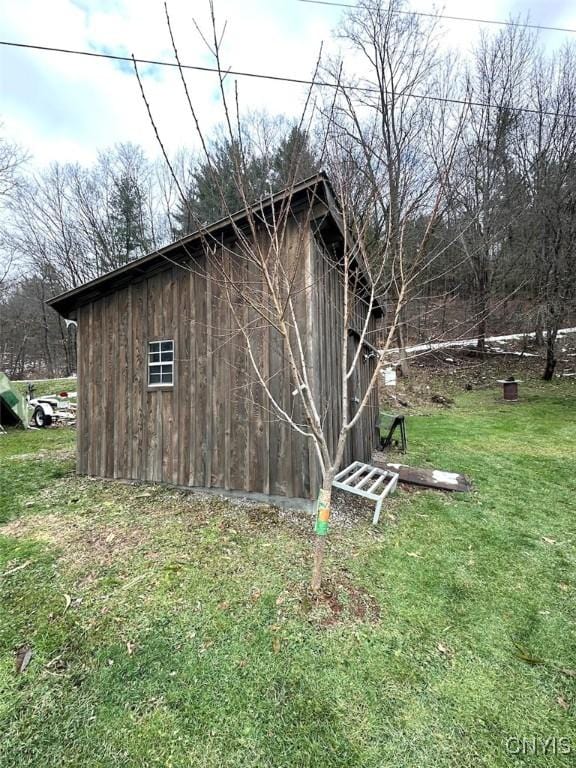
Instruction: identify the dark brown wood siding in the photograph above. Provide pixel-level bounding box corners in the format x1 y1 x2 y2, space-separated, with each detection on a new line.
76 218 318 500
309 236 380 472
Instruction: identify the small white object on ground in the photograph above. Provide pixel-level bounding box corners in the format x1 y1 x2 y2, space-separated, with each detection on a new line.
432 470 459 486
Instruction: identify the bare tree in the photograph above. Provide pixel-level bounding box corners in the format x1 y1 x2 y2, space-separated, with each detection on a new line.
331 0 446 374
449 25 535 352
0 129 27 198
132 0 463 591
0 144 167 375
513 44 576 379
0 129 27 295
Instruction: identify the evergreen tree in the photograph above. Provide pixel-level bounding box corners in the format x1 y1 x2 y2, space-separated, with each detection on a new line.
272 126 319 188
104 144 151 265
109 169 150 264
173 123 319 236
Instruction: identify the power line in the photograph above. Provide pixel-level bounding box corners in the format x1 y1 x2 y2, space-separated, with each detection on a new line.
0 40 321 88
296 0 576 35
1 38 575 119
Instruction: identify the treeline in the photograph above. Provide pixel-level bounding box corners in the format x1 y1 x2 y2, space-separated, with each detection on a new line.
1 0 575 380
0 118 320 378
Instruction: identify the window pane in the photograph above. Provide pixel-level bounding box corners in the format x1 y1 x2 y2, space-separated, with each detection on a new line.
149 340 174 386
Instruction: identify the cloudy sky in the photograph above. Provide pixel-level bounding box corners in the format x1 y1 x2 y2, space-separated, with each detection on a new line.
1 0 575 168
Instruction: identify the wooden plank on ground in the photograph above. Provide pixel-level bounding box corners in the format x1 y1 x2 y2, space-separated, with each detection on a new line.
373 461 472 492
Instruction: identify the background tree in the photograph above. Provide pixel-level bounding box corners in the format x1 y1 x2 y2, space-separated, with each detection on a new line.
513 44 576 379
449 26 534 352
0 143 162 374
332 0 446 375
102 143 153 265
0 129 27 293
172 118 319 235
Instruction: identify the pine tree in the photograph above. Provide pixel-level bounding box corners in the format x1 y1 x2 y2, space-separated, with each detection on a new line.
172 124 320 237
272 126 319 188
109 169 150 264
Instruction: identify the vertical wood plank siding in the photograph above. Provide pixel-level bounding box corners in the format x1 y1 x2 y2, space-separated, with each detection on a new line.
76 216 378 501
310 236 379 471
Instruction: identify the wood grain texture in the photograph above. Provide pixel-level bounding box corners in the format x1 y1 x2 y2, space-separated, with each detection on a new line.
73 214 379 501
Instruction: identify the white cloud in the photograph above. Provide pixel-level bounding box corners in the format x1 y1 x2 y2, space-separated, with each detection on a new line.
0 0 340 167
1 0 575 169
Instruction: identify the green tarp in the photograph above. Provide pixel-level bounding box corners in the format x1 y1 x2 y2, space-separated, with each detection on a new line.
0 372 28 428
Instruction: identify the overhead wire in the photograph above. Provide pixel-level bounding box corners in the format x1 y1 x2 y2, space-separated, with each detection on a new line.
1 38 575 119
296 0 576 36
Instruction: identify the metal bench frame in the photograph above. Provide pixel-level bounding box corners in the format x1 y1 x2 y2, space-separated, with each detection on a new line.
378 412 407 453
333 461 399 524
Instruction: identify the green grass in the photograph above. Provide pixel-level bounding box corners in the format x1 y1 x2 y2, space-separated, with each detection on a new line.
0 383 575 767
10 377 77 399
0 429 75 525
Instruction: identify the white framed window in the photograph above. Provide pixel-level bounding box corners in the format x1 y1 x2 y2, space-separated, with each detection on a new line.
148 340 174 386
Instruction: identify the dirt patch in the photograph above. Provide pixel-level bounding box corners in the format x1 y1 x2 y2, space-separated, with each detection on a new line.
0 477 306 573
246 505 281 526
2 513 152 570
7 449 76 463
296 572 381 629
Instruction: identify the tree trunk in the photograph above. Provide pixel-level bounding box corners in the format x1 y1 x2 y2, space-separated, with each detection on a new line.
542 328 558 381
59 320 76 377
476 320 487 353
534 314 544 347
475 287 488 354
311 485 332 592
395 307 409 377
311 537 326 592
41 304 54 378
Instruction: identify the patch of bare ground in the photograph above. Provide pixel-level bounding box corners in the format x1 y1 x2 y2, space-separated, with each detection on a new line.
0 478 191 570
0 476 304 570
330 487 400 528
7 448 76 463
2 513 152 570
294 572 381 629
0 470 400 589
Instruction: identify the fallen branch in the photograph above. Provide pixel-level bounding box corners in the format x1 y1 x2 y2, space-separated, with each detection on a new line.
117 572 151 592
1 560 31 578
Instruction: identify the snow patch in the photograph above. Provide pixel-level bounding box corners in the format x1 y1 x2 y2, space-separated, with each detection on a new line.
383 327 576 355
432 470 460 486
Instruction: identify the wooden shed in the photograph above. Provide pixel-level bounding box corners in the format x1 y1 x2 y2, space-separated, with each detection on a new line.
48 174 382 507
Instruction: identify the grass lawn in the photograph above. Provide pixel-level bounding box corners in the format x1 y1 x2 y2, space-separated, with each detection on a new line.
10 378 77 399
0 382 574 767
